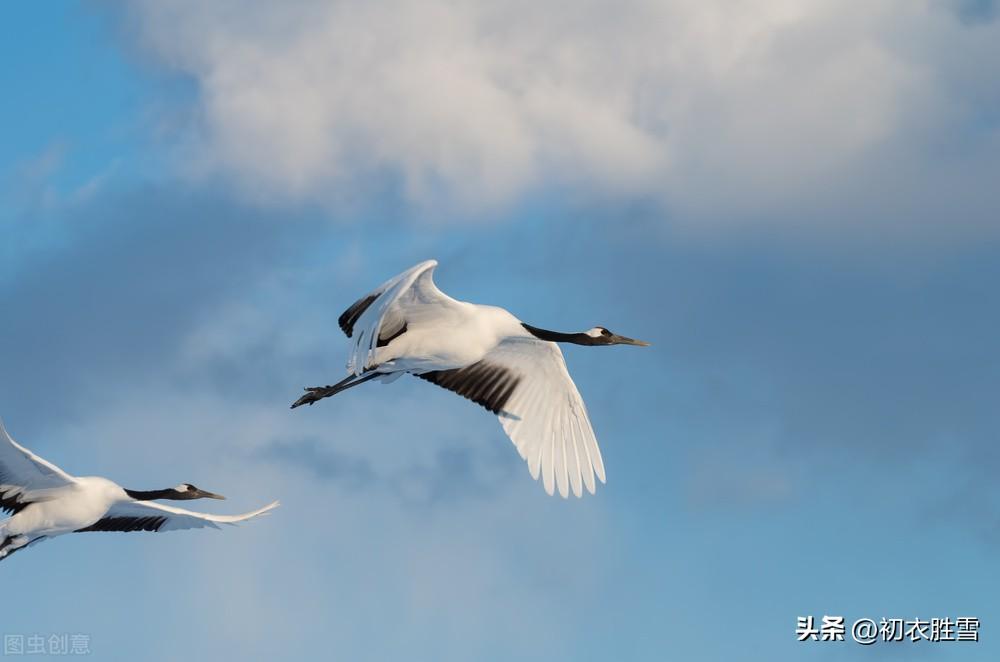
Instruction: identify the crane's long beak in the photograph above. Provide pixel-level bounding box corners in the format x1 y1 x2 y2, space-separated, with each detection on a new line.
193 489 226 500
611 334 651 347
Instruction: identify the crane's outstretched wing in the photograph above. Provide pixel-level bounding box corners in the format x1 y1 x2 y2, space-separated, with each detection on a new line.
341 259 461 375
0 419 77 515
75 499 279 533
417 337 606 498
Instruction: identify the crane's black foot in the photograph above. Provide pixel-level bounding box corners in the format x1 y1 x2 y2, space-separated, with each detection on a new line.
290 386 332 409
290 372 381 409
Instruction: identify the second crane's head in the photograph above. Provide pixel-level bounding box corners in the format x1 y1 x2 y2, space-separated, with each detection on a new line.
522 323 650 347
125 483 226 501
581 327 650 347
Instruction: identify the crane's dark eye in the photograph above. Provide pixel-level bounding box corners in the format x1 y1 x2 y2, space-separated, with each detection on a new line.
601 328 612 336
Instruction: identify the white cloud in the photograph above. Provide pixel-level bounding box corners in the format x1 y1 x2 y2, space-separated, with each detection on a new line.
123 0 1000 229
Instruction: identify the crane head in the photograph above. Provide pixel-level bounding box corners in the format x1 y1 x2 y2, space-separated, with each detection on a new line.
172 483 227 500
586 327 651 347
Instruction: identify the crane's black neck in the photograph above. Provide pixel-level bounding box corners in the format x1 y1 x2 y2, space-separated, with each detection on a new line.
522 323 597 346
125 488 178 501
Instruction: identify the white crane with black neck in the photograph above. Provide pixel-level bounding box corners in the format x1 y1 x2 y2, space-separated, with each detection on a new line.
0 419 278 561
291 259 649 498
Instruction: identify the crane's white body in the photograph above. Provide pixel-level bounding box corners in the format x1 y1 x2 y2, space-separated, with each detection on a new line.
6 477 125 538
371 303 526 375
331 260 608 498
0 419 277 560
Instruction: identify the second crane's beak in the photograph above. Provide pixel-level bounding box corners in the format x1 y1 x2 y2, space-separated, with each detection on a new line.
610 334 651 347
193 488 226 500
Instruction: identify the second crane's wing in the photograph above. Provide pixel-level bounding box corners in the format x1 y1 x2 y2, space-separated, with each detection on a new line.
0 419 77 515
340 259 461 375
417 337 606 498
76 499 279 533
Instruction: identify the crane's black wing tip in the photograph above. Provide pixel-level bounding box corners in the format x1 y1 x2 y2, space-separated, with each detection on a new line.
338 293 379 338
0 491 31 516
415 362 521 415
75 515 168 533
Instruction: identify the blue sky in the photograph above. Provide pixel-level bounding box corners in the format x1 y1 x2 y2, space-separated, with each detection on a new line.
2 2 999 660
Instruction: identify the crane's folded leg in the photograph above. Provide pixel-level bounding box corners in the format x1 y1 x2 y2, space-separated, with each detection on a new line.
290 372 381 409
